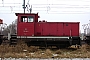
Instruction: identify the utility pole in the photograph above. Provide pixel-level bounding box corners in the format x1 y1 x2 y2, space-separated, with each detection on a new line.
22 0 26 13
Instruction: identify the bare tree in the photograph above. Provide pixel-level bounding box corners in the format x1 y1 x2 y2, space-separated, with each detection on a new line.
2 19 17 36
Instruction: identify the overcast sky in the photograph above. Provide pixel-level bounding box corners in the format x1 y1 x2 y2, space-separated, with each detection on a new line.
0 0 90 33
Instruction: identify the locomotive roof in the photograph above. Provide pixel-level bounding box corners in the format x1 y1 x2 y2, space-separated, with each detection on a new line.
15 13 38 16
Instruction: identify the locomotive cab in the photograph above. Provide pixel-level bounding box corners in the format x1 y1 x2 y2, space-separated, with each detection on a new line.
15 13 40 36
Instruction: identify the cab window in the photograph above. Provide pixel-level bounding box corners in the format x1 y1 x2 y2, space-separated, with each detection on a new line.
21 16 27 22
28 16 34 22
21 16 34 22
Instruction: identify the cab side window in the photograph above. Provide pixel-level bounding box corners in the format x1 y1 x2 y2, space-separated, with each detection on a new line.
21 16 27 22
28 16 34 22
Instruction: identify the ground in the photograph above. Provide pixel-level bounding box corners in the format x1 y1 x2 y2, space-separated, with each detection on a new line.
0 40 90 58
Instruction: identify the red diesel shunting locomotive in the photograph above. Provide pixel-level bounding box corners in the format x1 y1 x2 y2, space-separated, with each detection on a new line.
10 13 81 48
